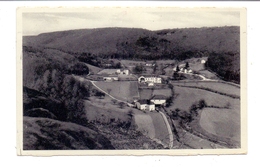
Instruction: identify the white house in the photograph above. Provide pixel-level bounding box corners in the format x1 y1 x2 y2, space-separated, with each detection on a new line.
103 75 118 82
201 59 206 64
135 100 155 111
116 69 129 75
138 75 162 84
150 95 167 106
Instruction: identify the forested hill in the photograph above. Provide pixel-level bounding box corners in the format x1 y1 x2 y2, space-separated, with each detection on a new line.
23 26 240 60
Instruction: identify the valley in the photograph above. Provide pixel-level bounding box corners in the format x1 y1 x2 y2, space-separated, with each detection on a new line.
22 26 241 150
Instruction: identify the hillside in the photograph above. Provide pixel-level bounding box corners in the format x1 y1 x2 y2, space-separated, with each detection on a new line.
23 26 240 60
23 116 114 150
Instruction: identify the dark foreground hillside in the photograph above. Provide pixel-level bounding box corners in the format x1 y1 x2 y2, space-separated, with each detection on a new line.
23 116 114 150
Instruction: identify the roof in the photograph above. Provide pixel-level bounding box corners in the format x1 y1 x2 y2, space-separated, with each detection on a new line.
139 75 161 78
151 95 167 100
137 99 155 105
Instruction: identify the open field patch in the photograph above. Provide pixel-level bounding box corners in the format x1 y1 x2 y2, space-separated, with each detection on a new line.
171 86 239 112
94 81 139 102
150 112 170 145
134 114 156 139
199 108 240 143
139 88 172 99
85 63 102 74
171 81 240 97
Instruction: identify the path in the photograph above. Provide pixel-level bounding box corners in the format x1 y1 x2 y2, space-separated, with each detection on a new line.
158 111 174 148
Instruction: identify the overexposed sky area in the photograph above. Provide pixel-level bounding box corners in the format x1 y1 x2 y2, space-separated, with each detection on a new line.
22 8 240 36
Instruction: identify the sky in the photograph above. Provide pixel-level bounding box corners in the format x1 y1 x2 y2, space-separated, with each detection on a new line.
22 8 240 36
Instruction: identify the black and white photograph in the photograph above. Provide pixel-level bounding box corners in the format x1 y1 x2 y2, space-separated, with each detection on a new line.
17 7 247 155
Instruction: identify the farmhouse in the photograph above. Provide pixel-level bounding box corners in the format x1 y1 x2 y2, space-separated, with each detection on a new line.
98 69 129 75
116 69 129 75
180 68 192 74
201 59 206 64
150 95 167 106
103 75 118 82
135 99 155 111
138 75 162 84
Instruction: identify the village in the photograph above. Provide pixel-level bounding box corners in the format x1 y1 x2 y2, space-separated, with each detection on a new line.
85 58 208 112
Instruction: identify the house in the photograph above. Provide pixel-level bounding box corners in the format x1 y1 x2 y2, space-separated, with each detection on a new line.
145 63 155 67
135 99 155 111
150 95 167 106
116 69 129 75
180 68 192 74
148 82 154 87
103 75 118 82
201 59 206 64
138 75 162 84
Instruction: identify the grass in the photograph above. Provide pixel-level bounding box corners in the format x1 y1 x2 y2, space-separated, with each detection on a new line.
199 108 240 143
139 88 172 99
94 81 139 102
199 70 219 80
150 112 170 145
85 97 130 123
86 63 102 74
23 116 114 150
171 81 240 97
134 113 156 139
170 86 240 112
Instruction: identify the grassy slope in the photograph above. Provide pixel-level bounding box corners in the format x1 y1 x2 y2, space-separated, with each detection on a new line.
94 81 139 101
23 116 114 150
199 108 240 143
172 86 239 111
171 81 240 97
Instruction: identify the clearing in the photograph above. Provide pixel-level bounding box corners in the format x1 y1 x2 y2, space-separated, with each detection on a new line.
134 112 171 147
171 81 240 97
94 81 139 102
139 88 172 99
170 86 239 112
199 107 240 143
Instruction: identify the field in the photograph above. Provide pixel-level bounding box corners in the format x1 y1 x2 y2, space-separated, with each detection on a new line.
171 81 240 97
139 88 172 99
94 81 139 102
86 63 102 74
150 112 170 146
199 108 240 143
134 112 170 147
199 70 219 80
171 86 239 111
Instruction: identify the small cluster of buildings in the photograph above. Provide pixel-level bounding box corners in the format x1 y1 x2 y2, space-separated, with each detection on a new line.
97 69 130 82
135 95 167 111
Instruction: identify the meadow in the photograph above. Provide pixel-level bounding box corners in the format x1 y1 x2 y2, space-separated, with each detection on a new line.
94 81 139 102
171 81 240 97
170 86 239 112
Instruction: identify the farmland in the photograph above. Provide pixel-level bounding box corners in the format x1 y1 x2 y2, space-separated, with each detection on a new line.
171 86 239 111
134 112 170 147
199 108 240 143
94 81 139 102
139 88 172 99
171 81 240 97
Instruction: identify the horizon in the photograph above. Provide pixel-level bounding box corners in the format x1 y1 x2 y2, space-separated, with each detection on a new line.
23 25 240 37
22 8 240 36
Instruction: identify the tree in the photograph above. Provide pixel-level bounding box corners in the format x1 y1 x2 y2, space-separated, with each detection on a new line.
133 64 144 74
152 61 158 74
185 62 189 69
198 99 207 109
118 102 125 109
95 91 105 99
176 65 180 72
